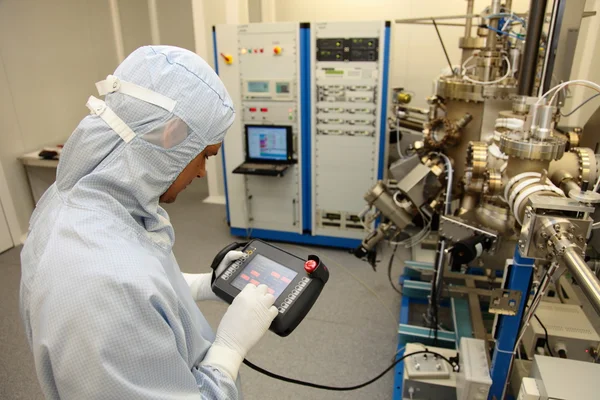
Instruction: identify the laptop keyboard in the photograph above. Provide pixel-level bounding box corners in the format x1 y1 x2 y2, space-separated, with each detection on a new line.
243 163 285 170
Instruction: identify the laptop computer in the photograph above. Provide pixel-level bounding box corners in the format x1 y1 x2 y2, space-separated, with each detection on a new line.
232 125 296 177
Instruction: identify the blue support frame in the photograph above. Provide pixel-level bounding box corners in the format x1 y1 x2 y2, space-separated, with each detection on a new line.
392 285 464 398
299 24 312 232
392 296 410 400
378 22 391 180
451 298 474 345
230 227 360 249
393 247 533 399
488 248 534 400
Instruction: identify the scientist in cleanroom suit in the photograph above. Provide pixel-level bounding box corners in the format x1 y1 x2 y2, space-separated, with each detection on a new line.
19 45 278 399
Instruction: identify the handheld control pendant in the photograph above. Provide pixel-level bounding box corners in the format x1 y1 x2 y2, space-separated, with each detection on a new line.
210 239 329 337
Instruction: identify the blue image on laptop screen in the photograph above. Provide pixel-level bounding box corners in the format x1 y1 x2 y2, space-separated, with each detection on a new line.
247 126 288 161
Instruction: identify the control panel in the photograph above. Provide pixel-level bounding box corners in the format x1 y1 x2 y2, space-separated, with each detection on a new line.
402 343 458 400
216 21 390 248
211 240 329 337
316 37 379 62
216 22 303 234
406 352 452 380
311 21 390 240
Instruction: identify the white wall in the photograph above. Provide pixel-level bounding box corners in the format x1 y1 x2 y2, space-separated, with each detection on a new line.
0 0 119 241
0 0 205 240
563 0 600 127
197 0 250 203
272 0 600 123
119 0 153 54
273 0 531 109
201 0 250 69
156 0 196 51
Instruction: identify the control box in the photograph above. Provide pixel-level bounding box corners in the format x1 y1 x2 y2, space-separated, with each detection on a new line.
215 21 390 248
215 22 303 234
522 302 600 362
455 338 492 400
310 21 390 240
211 240 328 337
529 355 600 399
402 343 458 400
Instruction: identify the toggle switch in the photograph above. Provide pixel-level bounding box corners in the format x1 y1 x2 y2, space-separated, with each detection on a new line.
220 53 233 65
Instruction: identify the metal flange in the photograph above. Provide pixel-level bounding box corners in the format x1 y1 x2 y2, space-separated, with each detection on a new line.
572 147 598 185
459 36 486 49
466 141 488 176
499 135 566 161
423 117 458 149
436 77 517 102
483 169 503 194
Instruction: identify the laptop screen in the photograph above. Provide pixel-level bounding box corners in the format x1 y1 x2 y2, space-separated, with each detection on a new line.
246 126 289 161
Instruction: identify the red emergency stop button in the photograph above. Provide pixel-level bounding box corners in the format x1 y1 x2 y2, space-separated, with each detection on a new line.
304 260 317 274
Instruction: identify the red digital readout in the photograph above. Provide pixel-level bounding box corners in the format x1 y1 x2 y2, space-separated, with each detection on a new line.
271 271 281 278
250 270 260 277
240 274 250 281
281 277 291 284
250 279 260 286
267 288 275 295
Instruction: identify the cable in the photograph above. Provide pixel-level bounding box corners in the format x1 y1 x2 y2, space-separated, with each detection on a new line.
387 200 431 248
388 221 431 248
461 54 475 74
388 224 431 247
513 264 558 358
560 93 600 117
484 25 524 40
536 80 600 106
432 152 453 215
462 56 512 85
595 173 600 193
290 244 399 326
431 19 455 76
396 117 403 158
243 350 457 391
387 244 402 295
358 205 374 233
550 83 600 109
485 13 527 27
549 82 600 106
534 315 554 357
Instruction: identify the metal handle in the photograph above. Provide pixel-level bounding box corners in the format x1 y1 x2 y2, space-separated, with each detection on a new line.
292 199 297 226
562 247 600 315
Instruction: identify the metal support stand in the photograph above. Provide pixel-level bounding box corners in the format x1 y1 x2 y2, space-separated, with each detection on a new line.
393 249 532 399
488 247 534 400
392 296 410 400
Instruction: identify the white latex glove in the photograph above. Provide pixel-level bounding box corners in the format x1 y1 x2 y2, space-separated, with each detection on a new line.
182 251 245 302
201 283 278 379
